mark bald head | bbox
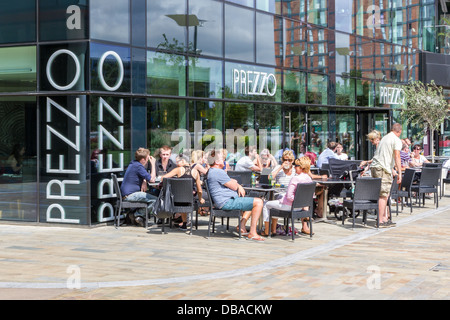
[392,123,402,137]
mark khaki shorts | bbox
[370,167,392,198]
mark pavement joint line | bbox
[0,203,448,290]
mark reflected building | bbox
[0,0,449,225]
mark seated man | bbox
[235,145,262,172]
[206,150,264,241]
[120,148,158,226]
[317,141,339,168]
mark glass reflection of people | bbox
[6,144,25,174]
[291,132,301,156]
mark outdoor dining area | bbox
[111,143,449,242]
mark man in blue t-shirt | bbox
[121,148,157,226]
[206,150,264,241]
[317,141,339,168]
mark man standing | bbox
[121,148,157,226]
[370,123,403,228]
[207,150,264,241]
[317,141,339,168]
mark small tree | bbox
[401,80,449,162]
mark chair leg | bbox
[290,215,295,241]
[352,208,355,229]
[268,214,272,239]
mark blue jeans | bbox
[124,192,157,217]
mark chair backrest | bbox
[259,174,269,184]
[389,175,399,196]
[291,182,317,210]
[401,168,416,190]
[419,167,441,187]
[328,158,358,179]
[261,168,272,175]
[423,162,443,168]
[111,173,122,202]
[166,178,194,204]
[353,177,381,201]
[204,178,219,209]
[227,171,252,186]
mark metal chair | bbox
[411,167,441,208]
[397,168,416,214]
[423,162,444,198]
[388,175,400,217]
[268,182,316,241]
[204,179,243,239]
[111,173,148,229]
[342,177,381,228]
[164,178,195,234]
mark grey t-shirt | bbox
[207,168,238,209]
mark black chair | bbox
[397,168,416,214]
[162,178,195,234]
[342,177,381,229]
[411,167,441,208]
[423,163,443,198]
[204,179,243,239]
[268,182,316,241]
[227,171,252,186]
[111,173,148,229]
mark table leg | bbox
[314,186,336,225]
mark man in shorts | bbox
[370,123,403,227]
[206,150,264,241]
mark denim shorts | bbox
[221,197,255,211]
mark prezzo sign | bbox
[45,48,125,224]
[379,86,405,105]
[232,69,277,97]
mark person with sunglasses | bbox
[270,150,296,187]
[410,144,430,167]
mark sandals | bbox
[246,235,265,242]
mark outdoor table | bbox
[312,178,356,224]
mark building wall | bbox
[0,0,446,225]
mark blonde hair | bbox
[191,150,204,163]
[294,156,311,173]
[282,150,294,160]
[367,130,381,142]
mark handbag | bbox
[154,181,174,219]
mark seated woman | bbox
[161,155,205,230]
[262,156,315,236]
[410,144,429,167]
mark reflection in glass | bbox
[0,1,36,44]
[335,76,355,106]
[132,0,147,47]
[90,43,130,93]
[256,0,277,13]
[227,0,254,8]
[148,99,186,153]
[356,79,374,107]
[147,0,187,52]
[255,104,282,156]
[188,57,223,98]
[281,0,306,21]
[225,4,255,62]
[307,0,327,26]
[224,102,254,164]
[335,110,356,159]
[132,48,146,94]
[188,100,223,145]
[307,74,328,105]
[283,71,306,103]
[90,0,130,43]
[189,0,223,57]
[309,109,328,157]
[0,46,36,93]
[307,26,328,73]
[256,12,280,66]
[0,97,37,222]
[147,51,186,96]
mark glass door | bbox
[359,111,389,161]
[283,106,306,161]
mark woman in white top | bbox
[410,144,429,167]
[270,150,296,186]
[336,143,348,160]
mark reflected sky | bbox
[90,0,130,43]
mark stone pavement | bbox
[0,193,449,300]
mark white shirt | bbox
[235,156,255,171]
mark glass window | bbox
[284,19,307,69]
[356,79,374,107]
[225,4,255,62]
[0,46,36,93]
[256,12,281,66]
[356,37,374,79]
[90,0,130,44]
[307,0,327,27]
[307,26,328,74]
[90,43,131,93]
[224,62,281,102]
[147,0,187,52]
[335,76,355,106]
[40,0,88,41]
[147,51,187,96]
[189,0,223,57]
[335,0,353,33]
[226,0,254,8]
[335,110,356,159]
[188,57,223,98]
[148,99,187,154]
[39,43,88,92]
[308,108,328,157]
[0,1,36,44]
[335,32,355,76]
[307,73,328,105]
[0,97,37,222]
[256,0,277,14]
[283,70,306,103]
[255,104,283,157]
[188,100,223,149]
[282,0,306,21]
